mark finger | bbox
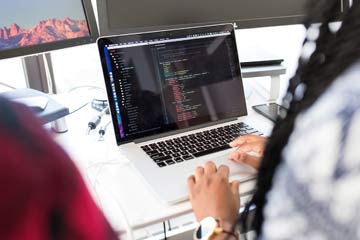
[230,152,261,169]
[241,154,262,169]
[228,150,242,162]
[204,161,217,174]
[228,148,257,163]
[187,175,195,188]
[218,165,230,179]
[195,167,204,181]
[187,175,196,197]
[229,135,265,147]
[235,142,264,155]
[230,180,240,196]
[229,136,247,147]
[229,149,255,162]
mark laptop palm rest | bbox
[122,144,256,205]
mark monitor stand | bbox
[19,53,68,133]
[22,53,57,94]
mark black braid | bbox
[240,0,360,236]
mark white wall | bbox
[49,24,305,94]
[237,25,306,99]
[0,58,27,90]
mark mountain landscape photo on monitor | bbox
[0,0,90,50]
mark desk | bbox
[242,65,286,102]
[53,65,282,239]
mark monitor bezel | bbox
[97,0,344,36]
[98,16,307,37]
[0,0,99,60]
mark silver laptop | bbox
[97,24,261,204]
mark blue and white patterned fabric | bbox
[262,61,360,239]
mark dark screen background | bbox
[100,25,248,143]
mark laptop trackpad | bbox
[201,152,257,180]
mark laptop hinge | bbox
[134,117,239,144]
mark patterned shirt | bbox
[262,61,360,239]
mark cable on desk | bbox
[98,120,112,141]
[163,222,168,239]
[89,165,106,211]
[85,161,129,207]
[85,161,134,240]
[167,220,172,231]
[87,106,109,134]
[100,184,135,240]
[86,160,129,169]
[91,98,108,112]
[0,81,16,90]
[68,98,109,116]
[68,102,90,115]
[67,85,105,93]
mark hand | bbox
[228,135,267,170]
[188,162,240,230]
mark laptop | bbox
[97,24,262,204]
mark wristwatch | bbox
[193,217,239,240]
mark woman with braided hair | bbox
[188,0,360,239]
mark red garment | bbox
[0,98,119,240]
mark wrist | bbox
[194,217,240,240]
[216,220,240,240]
[211,232,239,240]
[217,219,237,233]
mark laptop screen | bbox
[98,24,247,145]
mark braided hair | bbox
[241,0,360,235]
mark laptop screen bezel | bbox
[97,24,247,145]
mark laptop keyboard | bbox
[141,122,263,168]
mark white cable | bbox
[87,160,135,240]
[85,164,106,214]
[67,85,105,93]
[98,182,135,240]
[0,81,16,89]
[86,161,135,240]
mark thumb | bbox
[229,138,245,147]
[230,180,240,196]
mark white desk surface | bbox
[53,75,276,233]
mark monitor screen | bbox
[0,0,98,60]
[97,0,343,35]
[98,24,247,145]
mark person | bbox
[0,97,119,239]
[188,0,360,239]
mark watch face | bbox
[195,217,218,239]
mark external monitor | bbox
[97,0,344,35]
[0,0,99,127]
[0,0,99,60]
[0,0,99,93]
